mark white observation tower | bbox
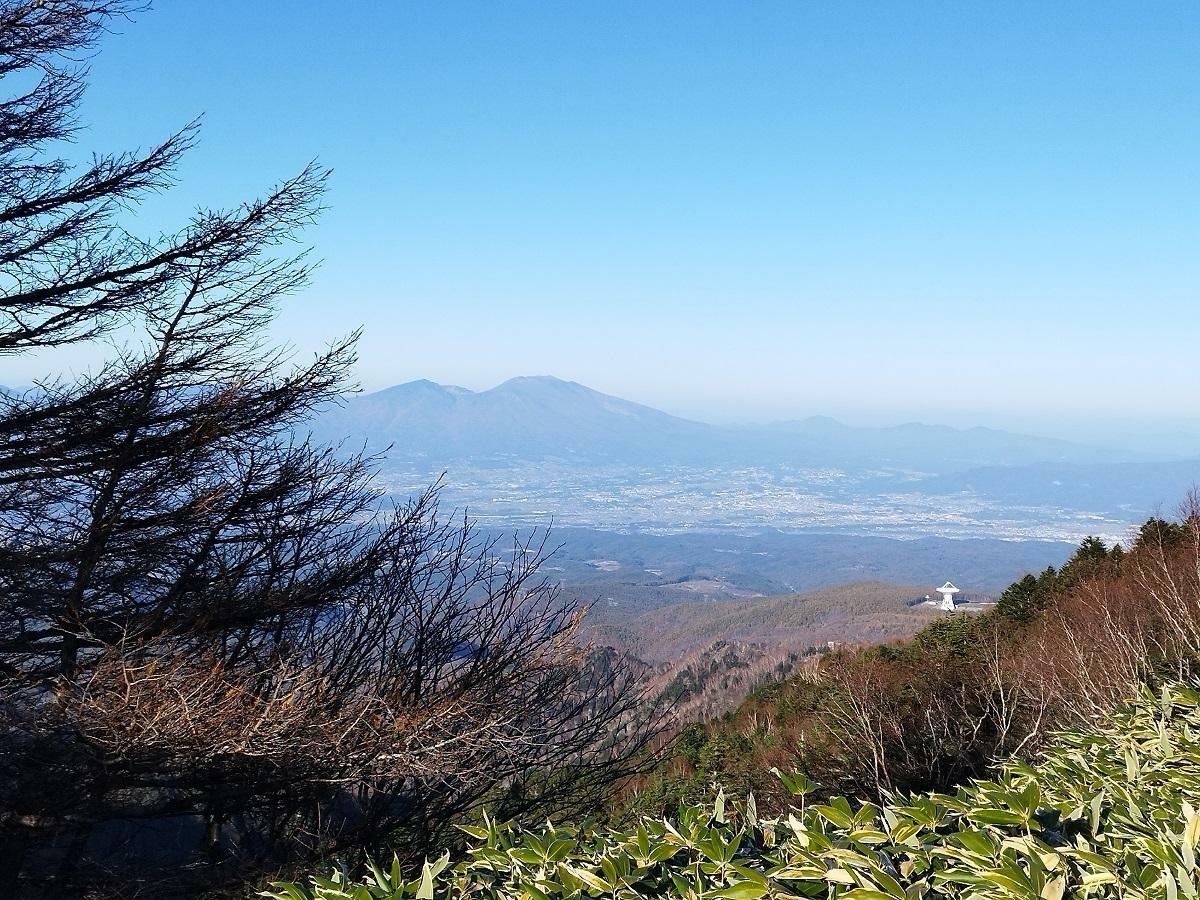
[936,581,960,611]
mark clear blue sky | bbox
[7,2,1199,437]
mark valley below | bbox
[337,376,1197,548]
[321,375,1198,714]
[382,458,1134,541]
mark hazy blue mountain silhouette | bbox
[318,376,712,462]
[316,376,1143,471]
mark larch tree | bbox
[0,2,655,895]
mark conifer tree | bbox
[0,3,651,893]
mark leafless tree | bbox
[811,648,998,798]
[0,3,657,895]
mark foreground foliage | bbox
[269,679,1200,899]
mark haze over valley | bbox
[319,375,1197,545]
[316,374,1198,633]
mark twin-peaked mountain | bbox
[317,376,710,462]
[315,375,1147,473]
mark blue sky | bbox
[5,2,1198,437]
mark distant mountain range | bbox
[316,375,1151,472]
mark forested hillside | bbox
[585,581,939,663]
[618,505,1200,821]
[589,583,945,722]
[269,502,1200,900]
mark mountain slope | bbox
[584,580,942,663]
[317,375,712,461]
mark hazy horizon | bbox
[0,2,1195,445]
[343,374,1200,457]
[3,359,1196,454]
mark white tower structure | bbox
[936,581,960,611]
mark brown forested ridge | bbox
[619,503,1200,821]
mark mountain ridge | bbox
[316,375,1145,470]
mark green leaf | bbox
[560,863,611,894]
[825,868,856,885]
[1040,875,1065,900]
[968,808,1030,827]
[714,880,769,899]
[813,805,855,829]
[955,830,995,856]
[415,858,436,900]
[714,786,728,824]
